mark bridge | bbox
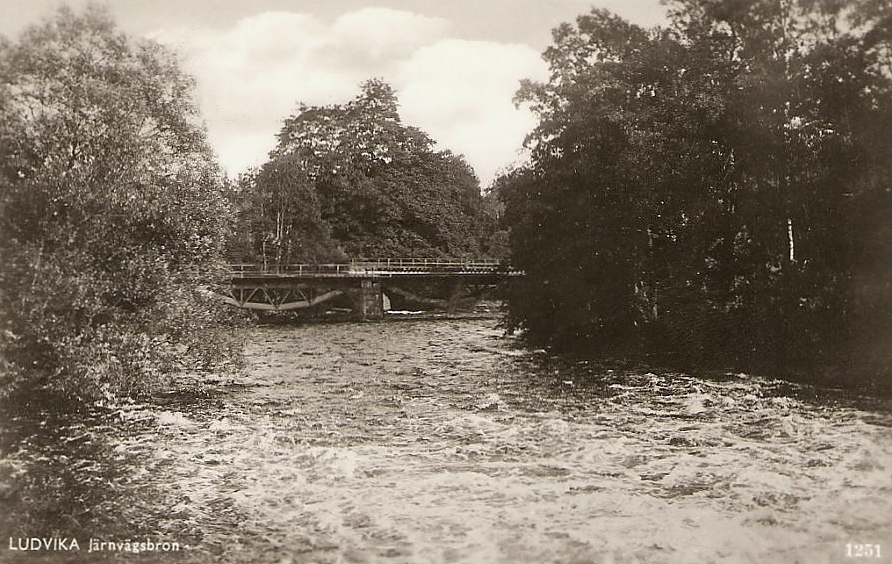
[222,258,522,319]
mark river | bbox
[1,317,891,564]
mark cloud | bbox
[397,40,547,185]
[323,8,450,70]
[149,8,546,186]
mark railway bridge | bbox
[221,259,522,319]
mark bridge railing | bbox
[229,263,354,277]
[349,258,501,272]
[229,258,515,277]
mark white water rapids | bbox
[1,318,890,563]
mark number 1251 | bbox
[846,544,882,558]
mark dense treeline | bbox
[4,1,887,401]
[501,0,892,386]
[227,80,497,264]
[0,7,244,399]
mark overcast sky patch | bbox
[149,7,548,186]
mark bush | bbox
[0,6,245,400]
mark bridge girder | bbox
[217,260,520,317]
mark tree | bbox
[0,6,243,400]
[503,1,892,383]
[262,79,495,258]
[229,155,345,265]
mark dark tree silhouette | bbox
[502,0,892,386]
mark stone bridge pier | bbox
[348,279,384,320]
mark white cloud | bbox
[325,8,449,70]
[150,8,546,186]
[397,40,547,185]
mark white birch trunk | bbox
[787,217,795,263]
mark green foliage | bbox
[232,79,496,261]
[0,6,244,400]
[228,155,345,265]
[503,1,892,383]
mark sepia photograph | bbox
[0,0,890,562]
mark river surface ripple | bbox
[1,318,891,564]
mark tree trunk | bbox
[787,217,795,264]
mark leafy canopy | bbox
[502,0,892,382]
[232,79,497,262]
[0,5,243,399]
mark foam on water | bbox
[1,318,890,564]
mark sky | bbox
[0,0,668,187]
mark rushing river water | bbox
[1,317,891,564]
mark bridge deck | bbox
[229,259,522,279]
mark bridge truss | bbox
[220,259,522,317]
